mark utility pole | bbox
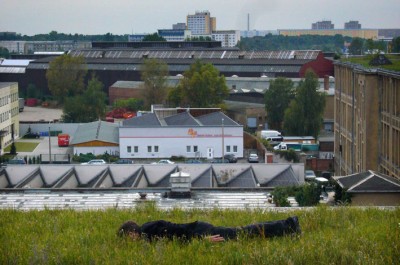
[222,118,224,163]
[48,126,52,164]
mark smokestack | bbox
[247,13,250,31]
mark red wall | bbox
[299,52,334,78]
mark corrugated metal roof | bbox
[0,67,26,74]
[0,163,304,190]
[0,59,32,66]
[70,121,119,145]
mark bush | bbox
[271,186,291,207]
[9,142,16,155]
[295,182,321,206]
[333,182,352,205]
[275,149,299,162]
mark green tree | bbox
[170,60,229,108]
[0,47,10,58]
[10,142,17,155]
[142,33,166,42]
[140,59,169,109]
[283,71,326,138]
[46,54,87,104]
[113,98,144,111]
[62,75,106,122]
[349,37,364,55]
[392,36,400,53]
[264,77,295,130]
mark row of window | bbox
[126,145,239,153]
[127,146,159,153]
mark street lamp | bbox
[222,118,224,163]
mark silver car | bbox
[248,153,259,163]
[81,159,106,165]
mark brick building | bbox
[334,62,400,179]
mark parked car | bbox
[152,159,175,164]
[305,170,317,181]
[248,153,259,163]
[113,159,134,164]
[223,154,237,163]
[81,159,106,165]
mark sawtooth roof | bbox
[0,163,304,190]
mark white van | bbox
[260,130,283,142]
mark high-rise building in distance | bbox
[312,20,334,30]
[187,11,216,35]
[344,21,361,29]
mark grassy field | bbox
[4,141,39,152]
[0,204,399,265]
[341,54,400,72]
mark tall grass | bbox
[0,204,399,264]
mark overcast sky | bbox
[1,0,399,35]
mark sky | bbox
[1,0,399,36]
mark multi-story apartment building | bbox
[212,30,240,47]
[344,21,361,30]
[0,41,91,54]
[186,11,216,35]
[279,29,379,40]
[0,41,26,54]
[312,20,334,30]
[334,61,400,179]
[0,82,20,155]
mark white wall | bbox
[119,126,243,159]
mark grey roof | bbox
[70,121,119,145]
[123,110,240,127]
[69,49,321,61]
[123,113,161,127]
[333,170,400,193]
[110,81,143,89]
[0,163,304,190]
[196,111,239,126]
[164,112,200,126]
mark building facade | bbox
[279,29,379,40]
[312,21,334,30]
[0,41,26,54]
[120,108,243,159]
[212,30,241,47]
[334,62,400,179]
[344,21,361,30]
[186,11,216,35]
[0,82,20,154]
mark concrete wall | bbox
[20,123,81,138]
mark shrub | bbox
[271,186,291,207]
[295,182,321,206]
[9,142,16,155]
[333,182,352,205]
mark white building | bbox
[119,108,243,160]
[0,82,20,154]
[0,41,26,54]
[212,30,241,47]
